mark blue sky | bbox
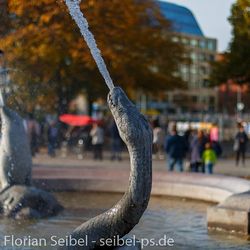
[160,0,236,52]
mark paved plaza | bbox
[32,149,250,179]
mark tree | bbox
[0,0,10,36]
[210,0,250,86]
[0,0,185,114]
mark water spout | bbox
[64,0,114,90]
[0,90,4,107]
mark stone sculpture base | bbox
[0,185,63,219]
[207,191,250,235]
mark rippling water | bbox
[0,192,249,249]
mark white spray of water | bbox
[0,90,4,107]
[64,0,114,90]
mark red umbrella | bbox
[59,114,98,126]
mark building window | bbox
[190,66,197,74]
[182,38,189,45]
[199,53,205,62]
[180,65,188,74]
[205,54,211,61]
[207,40,216,51]
[199,40,206,49]
[198,80,204,88]
[182,72,189,82]
[190,74,197,85]
[192,96,198,102]
[200,66,207,75]
[173,71,179,77]
[209,54,215,62]
[149,65,159,73]
[190,39,198,47]
[199,96,207,104]
[190,52,197,62]
[202,79,209,87]
[209,96,215,105]
[172,36,179,42]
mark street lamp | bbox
[235,78,245,121]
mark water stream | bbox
[64,0,114,90]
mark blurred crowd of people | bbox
[23,112,249,172]
[152,120,222,174]
[23,113,60,158]
[22,113,124,161]
[152,119,249,174]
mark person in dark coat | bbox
[189,130,202,172]
[47,121,58,157]
[164,125,187,172]
[211,140,222,158]
[235,125,248,166]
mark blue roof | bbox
[157,1,204,36]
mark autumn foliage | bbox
[210,0,250,86]
[0,0,184,113]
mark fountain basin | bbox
[33,167,250,203]
[32,167,250,237]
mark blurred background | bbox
[0,0,249,157]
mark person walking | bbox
[189,130,202,172]
[235,125,248,166]
[152,120,165,160]
[25,113,40,157]
[210,124,219,142]
[202,142,217,174]
[47,121,58,157]
[164,125,187,172]
[90,123,104,160]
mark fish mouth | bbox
[108,93,116,108]
[108,87,122,109]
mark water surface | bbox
[0,192,249,250]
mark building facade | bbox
[158,1,218,113]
